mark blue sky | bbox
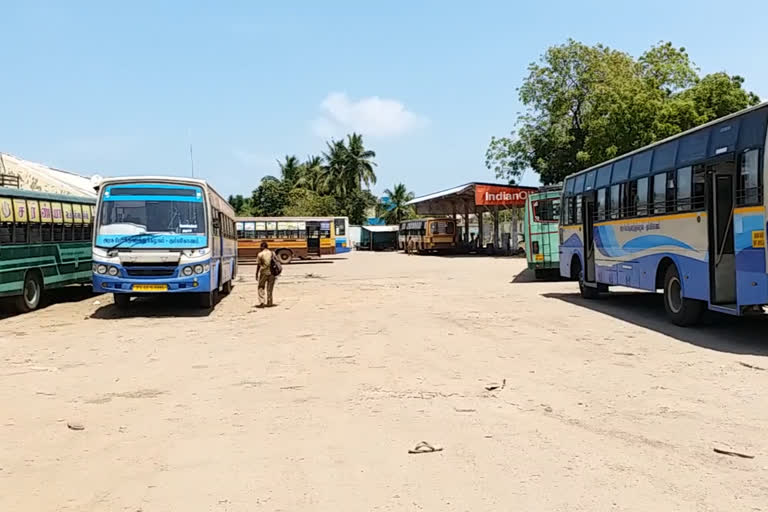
[2,1,766,198]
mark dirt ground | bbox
[1,252,768,512]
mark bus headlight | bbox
[203,263,210,272]
[194,264,204,274]
[107,266,119,276]
[97,264,107,274]
[182,266,193,276]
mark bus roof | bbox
[562,101,768,184]
[97,176,232,214]
[0,186,96,204]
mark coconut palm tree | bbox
[382,183,415,224]
[321,139,349,197]
[277,155,302,188]
[345,133,377,190]
[296,155,325,193]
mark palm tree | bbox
[321,139,349,197]
[345,133,377,190]
[382,183,415,224]
[296,155,325,193]
[278,155,302,188]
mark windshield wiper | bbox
[107,233,165,252]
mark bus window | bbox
[677,166,692,211]
[596,189,606,221]
[431,221,454,235]
[652,174,667,214]
[692,165,706,210]
[334,218,346,236]
[637,177,649,216]
[610,184,620,219]
[534,199,560,222]
[738,149,761,206]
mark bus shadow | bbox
[90,295,215,319]
[544,291,768,356]
[511,268,564,283]
[0,286,94,319]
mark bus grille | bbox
[124,267,176,277]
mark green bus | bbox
[524,185,561,279]
[0,177,96,312]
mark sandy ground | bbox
[1,252,768,511]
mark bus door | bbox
[707,160,737,305]
[582,192,596,283]
[306,221,321,256]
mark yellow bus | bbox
[236,217,336,264]
[398,217,457,253]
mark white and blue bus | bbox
[560,102,768,325]
[91,177,237,309]
[333,216,350,253]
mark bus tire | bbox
[113,294,131,308]
[199,289,217,309]
[222,279,233,295]
[15,270,43,313]
[663,265,703,326]
[573,259,600,300]
[276,249,293,264]
[534,269,546,280]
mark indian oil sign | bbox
[474,185,537,207]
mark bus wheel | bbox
[222,279,233,295]
[16,271,42,313]
[199,290,217,309]
[663,265,703,326]
[276,250,292,264]
[574,260,600,300]
[113,294,131,308]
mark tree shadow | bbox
[0,285,94,319]
[90,294,218,319]
[544,291,768,356]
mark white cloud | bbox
[311,92,427,138]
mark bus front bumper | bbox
[92,262,212,294]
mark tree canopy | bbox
[486,40,760,185]
[228,133,380,225]
[381,183,415,225]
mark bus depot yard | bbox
[2,252,768,511]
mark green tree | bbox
[277,155,302,189]
[250,177,287,216]
[487,39,760,185]
[381,183,415,224]
[283,188,338,216]
[295,155,326,193]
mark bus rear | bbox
[524,188,561,278]
[92,178,234,309]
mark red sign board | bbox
[475,185,535,206]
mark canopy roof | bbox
[406,182,537,215]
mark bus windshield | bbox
[95,184,207,249]
[533,198,560,222]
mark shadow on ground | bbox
[90,294,220,319]
[0,285,94,319]
[545,291,768,356]
[511,268,564,283]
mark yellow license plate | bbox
[535,254,544,261]
[132,284,168,292]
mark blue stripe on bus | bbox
[102,195,202,202]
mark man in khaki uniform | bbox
[255,241,276,307]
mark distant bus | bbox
[0,176,96,312]
[524,186,561,278]
[92,177,237,310]
[398,218,457,253]
[236,216,336,264]
[560,102,768,325]
[333,216,351,253]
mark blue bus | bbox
[91,177,237,309]
[560,102,768,325]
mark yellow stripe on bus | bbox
[735,206,764,215]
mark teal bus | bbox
[0,176,96,312]
[524,185,561,279]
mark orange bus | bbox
[236,217,336,264]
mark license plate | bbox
[132,284,168,292]
[535,254,544,261]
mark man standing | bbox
[255,241,276,307]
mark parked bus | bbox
[398,217,457,253]
[0,175,96,312]
[236,216,336,264]
[333,216,351,254]
[524,185,561,279]
[560,102,768,325]
[91,177,237,309]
